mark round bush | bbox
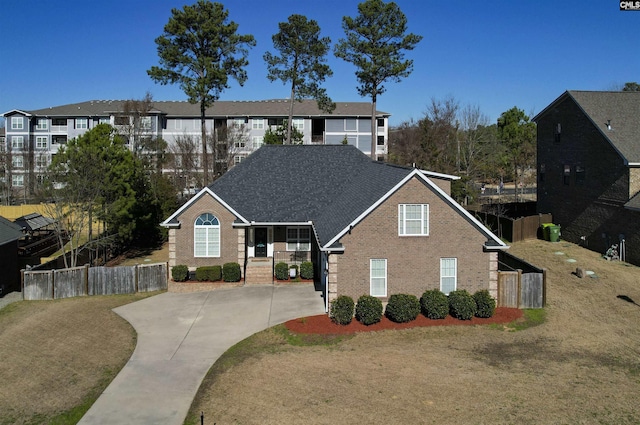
[355,295,383,325]
[275,262,289,280]
[420,289,449,319]
[330,295,354,325]
[448,290,477,320]
[385,294,420,323]
[300,261,314,280]
[171,265,188,282]
[222,262,241,282]
[473,289,496,318]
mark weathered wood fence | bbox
[497,251,546,308]
[474,212,553,243]
[22,263,168,301]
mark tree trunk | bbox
[370,94,377,160]
[287,82,296,145]
[200,102,209,184]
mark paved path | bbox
[79,284,325,425]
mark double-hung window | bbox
[370,259,387,297]
[398,204,429,236]
[292,118,304,130]
[440,258,457,294]
[11,136,24,149]
[252,118,265,130]
[11,117,23,130]
[252,136,263,149]
[286,227,310,251]
[36,118,48,130]
[36,136,48,149]
[76,118,88,129]
[194,213,220,257]
[12,156,24,168]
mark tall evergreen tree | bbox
[335,0,422,159]
[148,0,255,183]
[264,14,335,144]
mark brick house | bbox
[161,145,508,311]
[0,215,24,296]
[534,90,640,265]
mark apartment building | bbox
[1,99,390,199]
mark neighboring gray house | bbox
[0,215,24,296]
[1,100,390,197]
[534,90,640,265]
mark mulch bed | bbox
[285,307,523,335]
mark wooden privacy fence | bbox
[474,212,553,242]
[22,262,168,301]
[497,251,546,308]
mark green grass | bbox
[507,308,546,331]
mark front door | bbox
[255,228,268,257]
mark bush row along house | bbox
[535,90,640,266]
[161,145,508,312]
[1,99,390,199]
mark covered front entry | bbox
[255,227,268,257]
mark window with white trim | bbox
[11,117,23,130]
[344,119,357,132]
[99,117,110,125]
[234,155,245,165]
[36,156,48,168]
[398,204,429,236]
[140,116,152,130]
[252,118,264,130]
[12,156,24,168]
[286,227,310,251]
[174,119,182,130]
[36,118,48,130]
[11,136,24,149]
[76,118,88,129]
[252,136,263,149]
[370,259,387,297]
[12,175,24,187]
[194,213,220,257]
[440,258,457,295]
[36,136,48,149]
[292,118,304,130]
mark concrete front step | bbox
[245,266,273,285]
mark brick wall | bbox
[171,194,243,272]
[537,95,640,265]
[330,177,494,303]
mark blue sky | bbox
[1,0,638,127]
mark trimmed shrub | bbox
[473,289,496,318]
[275,262,289,280]
[448,290,477,320]
[171,265,189,282]
[222,262,241,282]
[385,294,420,323]
[300,261,314,279]
[420,289,449,319]
[355,295,383,325]
[330,295,354,325]
[195,266,222,282]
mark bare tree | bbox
[169,134,201,195]
[459,104,491,178]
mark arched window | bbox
[194,213,220,257]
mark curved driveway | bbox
[79,284,325,425]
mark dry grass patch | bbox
[186,240,640,425]
[0,293,157,425]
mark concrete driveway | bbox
[79,284,325,425]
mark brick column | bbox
[488,251,498,300]
[237,228,246,278]
[168,229,176,268]
[328,254,338,304]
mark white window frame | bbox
[12,174,24,187]
[76,118,88,129]
[286,226,311,252]
[12,156,24,168]
[292,118,304,130]
[252,118,265,130]
[440,258,457,295]
[99,117,110,125]
[234,155,245,165]
[234,140,246,148]
[252,136,263,149]
[36,118,48,130]
[11,136,24,149]
[174,119,182,130]
[11,117,23,130]
[370,259,387,297]
[140,116,152,130]
[36,155,48,168]
[194,213,220,257]
[398,204,429,236]
[36,136,48,149]
[344,119,357,132]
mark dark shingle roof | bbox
[0,216,24,245]
[11,99,389,118]
[625,192,640,212]
[208,145,411,246]
[14,213,55,231]
[535,91,640,164]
